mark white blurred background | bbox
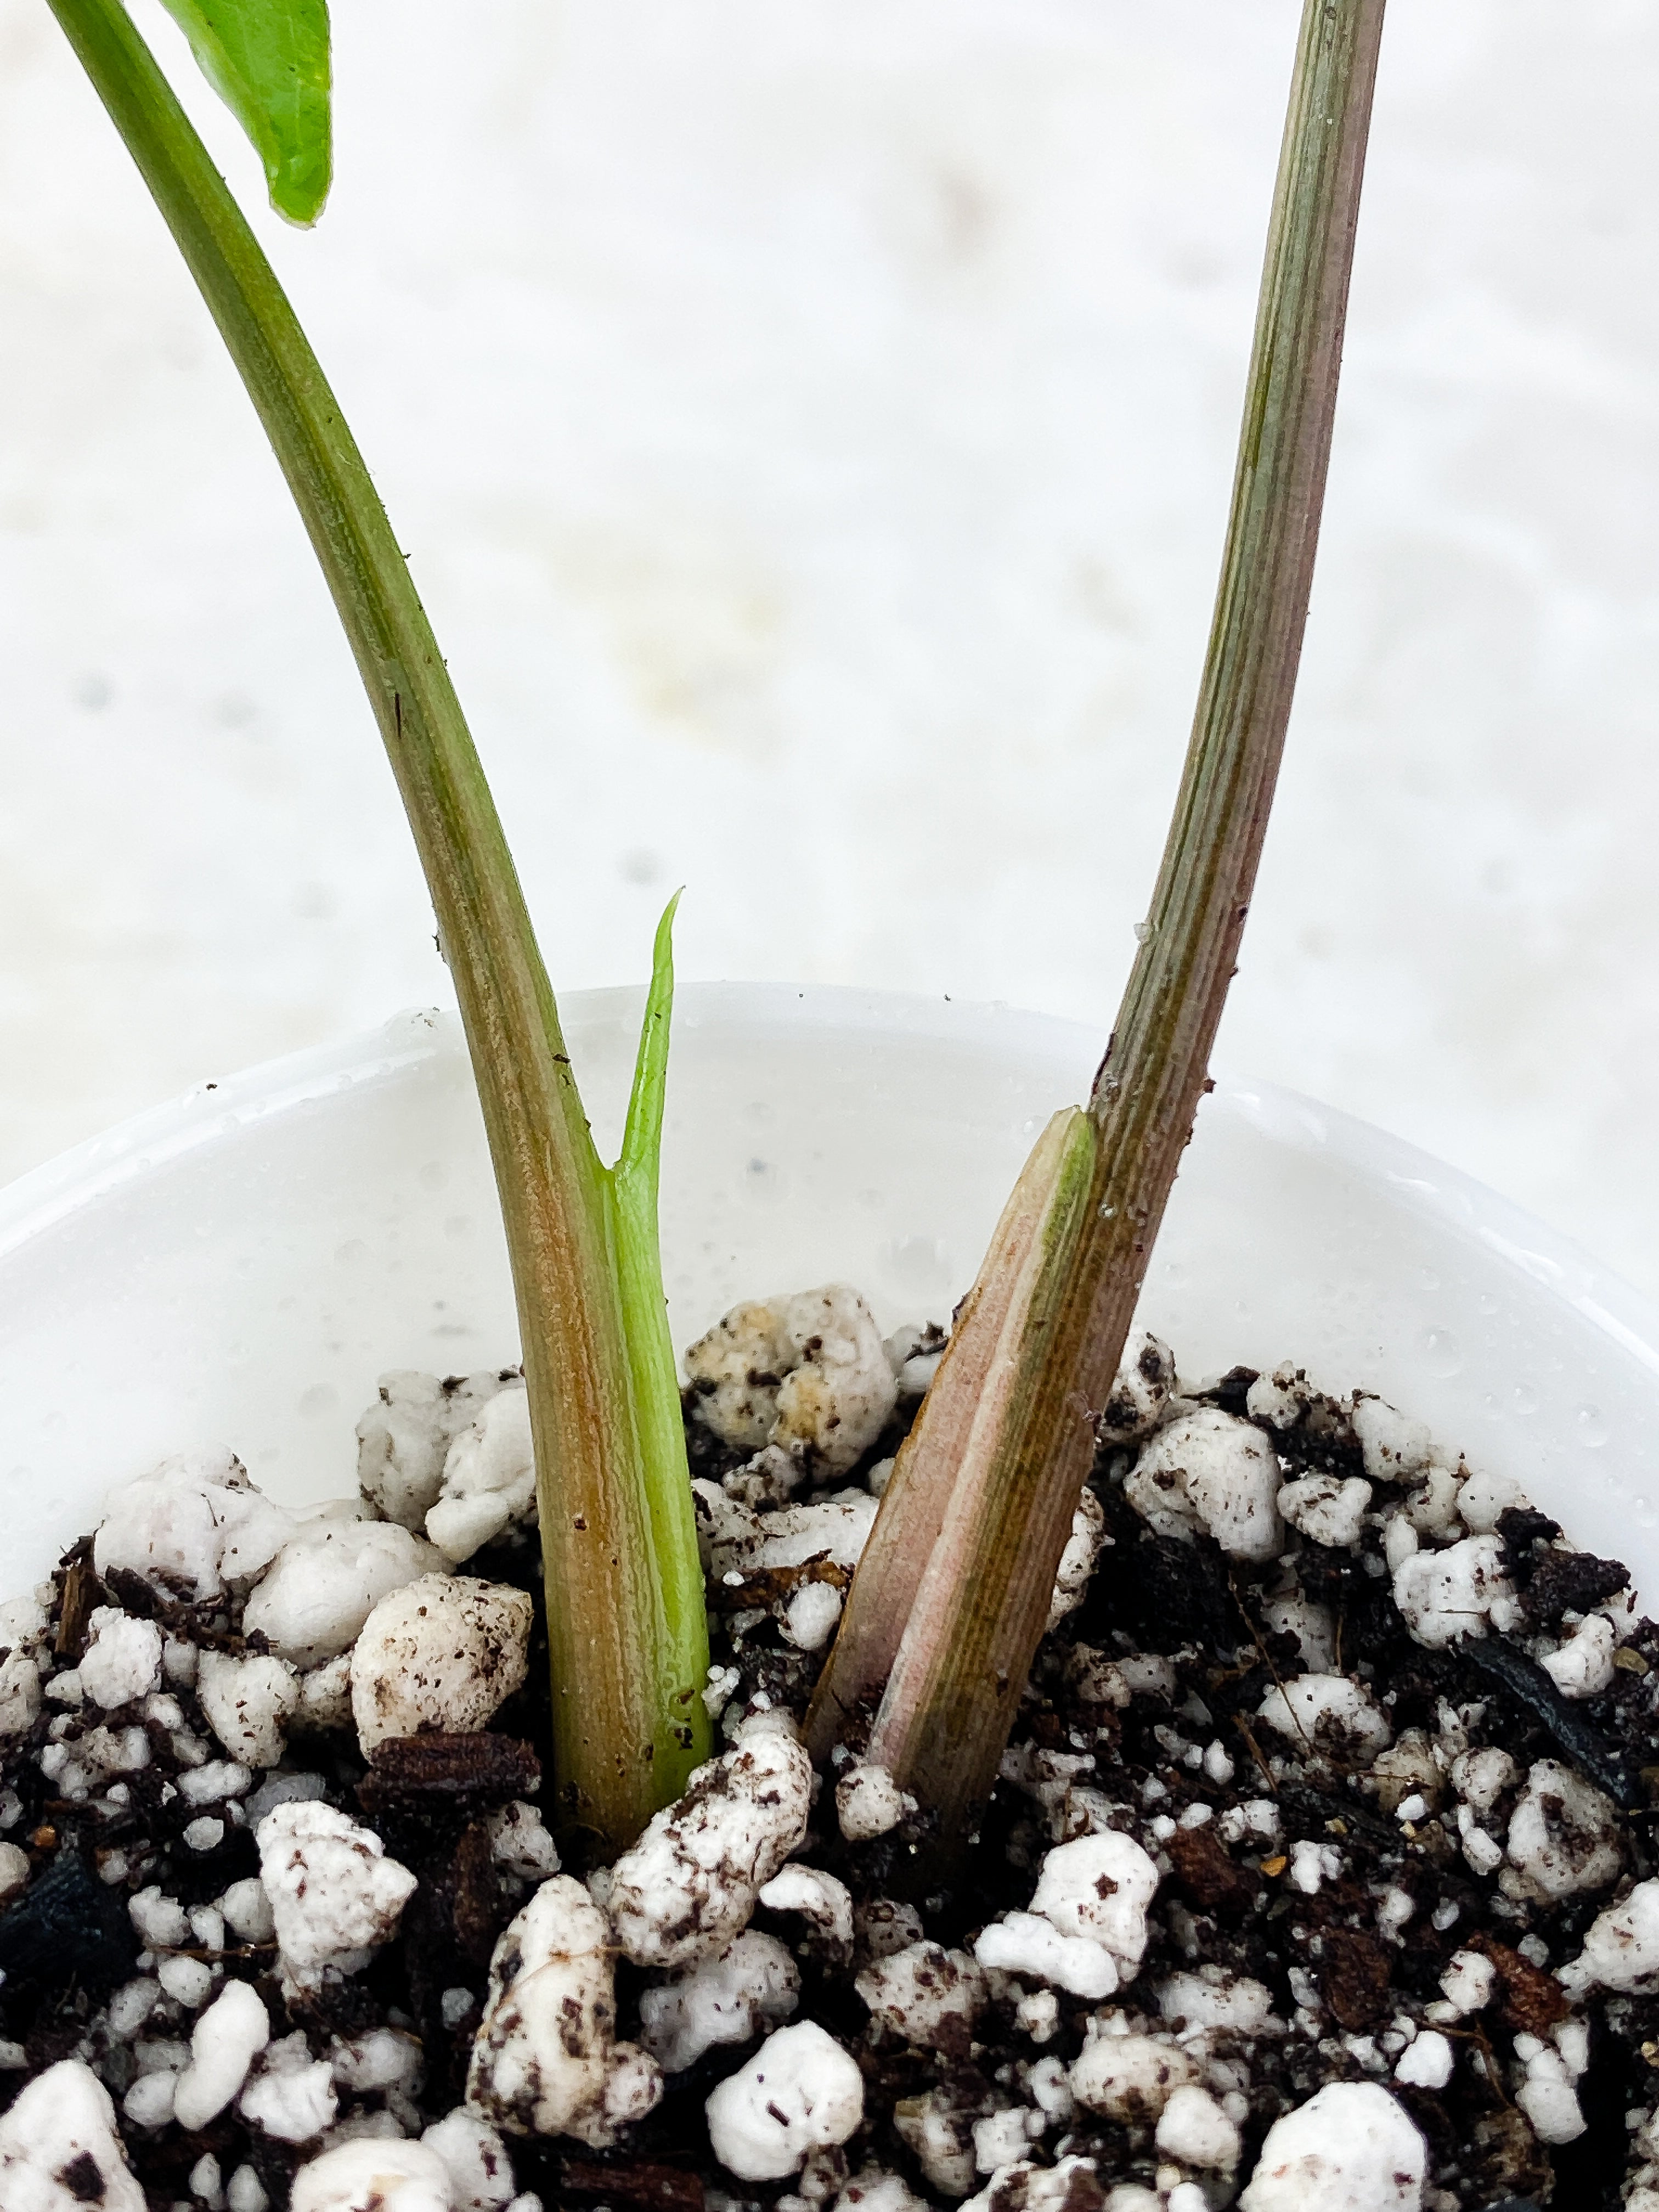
[1,2,1656,1284]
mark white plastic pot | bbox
[2,984,1656,1601]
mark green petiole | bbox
[44,0,708,1850]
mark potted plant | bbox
[1,3,1654,2209]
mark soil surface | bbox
[2,1344,1655,2212]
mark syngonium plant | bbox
[40,0,1385,1859]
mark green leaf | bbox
[156,0,331,225]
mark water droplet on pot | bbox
[335,1239,368,1266]
[1419,1328,1462,1378]
[741,1158,787,1207]
[1477,1291,1500,1317]
[888,1234,953,1296]
[298,1384,338,1419]
[1574,1405,1609,1448]
[444,1215,471,1242]
[1512,1382,1539,1417]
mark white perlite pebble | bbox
[1256,1674,1391,1763]
[1278,1476,1372,1551]
[973,1914,1119,2000]
[1046,1489,1108,1630]
[239,2034,340,2143]
[1455,1466,1530,1533]
[1155,2083,1240,2170]
[1393,2032,1453,2090]
[1368,1732,1440,1815]
[608,1726,814,1968]
[351,1574,533,1754]
[228,2166,270,2212]
[1350,1399,1431,1485]
[858,1898,924,1961]
[180,1759,255,1808]
[297,1652,356,1734]
[356,1368,515,1533]
[1066,1648,1180,1709]
[1239,2081,1426,2212]
[836,1763,914,1842]
[1436,1950,1497,2016]
[467,1875,662,2146]
[704,2021,865,2181]
[245,1508,445,1668]
[78,1607,164,1708]
[698,1486,879,1579]
[684,1301,797,1453]
[1540,1612,1617,1699]
[129,1884,190,1949]
[893,2087,978,2197]
[257,1801,418,1997]
[123,2073,178,2130]
[1098,1331,1177,1443]
[0,1646,41,1742]
[1560,1877,1659,1995]
[959,2155,1103,2212]
[856,1942,987,2042]
[1289,1840,1341,1896]
[1514,2046,1585,2145]
[332,2028,424,2101]
[1260,1590,1336,1673]
[486,1801,561,1885]
[421,2110,519,2211]
[639,1931,801,2073]
[105,1979,160,2042]
[221,1877,277,1945]
[427,1384,538,1563]
[1505,1759,1622,1900]
[198,1649,301,1769]
[1154,1967,1276,2035]
[782,1581,844,1652]
[834,2169,932,2212]
[0,1839,30,1907]
[1122,1408,1282,1561]
[1387,1515,1420,1573]
[94,1449,292,1602]
[973,2111,1032,2174]
[0,2058,145,2210]
[760,1866,855,1960]
[1449,1745,1518,1813]
[686,1287,898,1471]
[1069,2035,1196,2121]
[1392,1534,1517,1648]
[290,2138,452,2212]
[159,1954,215,2007]
[1029,1831,1160,1979]
[173,1979,272,2131]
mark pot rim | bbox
[3,980,1654,1383]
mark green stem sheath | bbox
[46,0,708,1848]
